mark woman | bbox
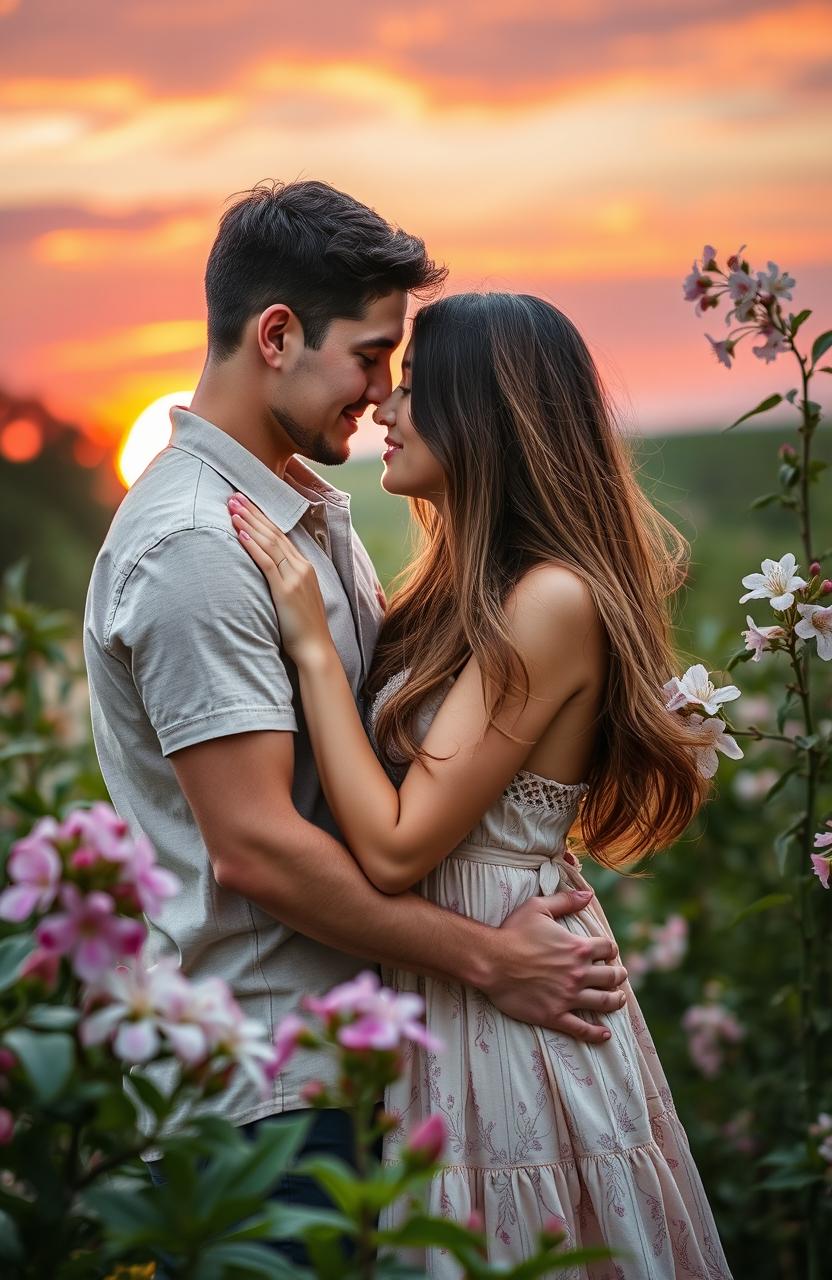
[228,292,731,1278]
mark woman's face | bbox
[374,341,447,504]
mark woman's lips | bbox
[382,437,403,464]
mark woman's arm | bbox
[230,494,600,893]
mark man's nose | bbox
[367,366,394,407]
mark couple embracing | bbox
[84,179,731,1277]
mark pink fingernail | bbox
[239,529,250,541]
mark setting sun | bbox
[117,391,193,488]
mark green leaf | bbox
[819,365,832,374]
[25,1004,79,1031]
[778,462,799,489]
[199,1240,302,1277]
[294,1154,363,1216]
[0,934,35,992]
[726,394,782,432]
[726,647,755,671]
[3,1028,75,1103]
[731,893,792,927]
[773,814,806,874]
[128,1071,170,1121]
[808,459,829,480]
[229,1114,312,1200]
[777,693,797,734]
[790,309,812,335]
[765,765,800,803]
[749,493,780,510]
[225,1201,351,1244]
[794,734,819,750]
[0,1208,24,1264]
[811,329,832,365]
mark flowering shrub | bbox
[675,243,832,1277]
[0,798,610,1278]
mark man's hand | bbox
[482,889,627,1044]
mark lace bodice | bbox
[367,669,588,859]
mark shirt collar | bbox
[168,408,351,533]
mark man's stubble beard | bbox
[269,402,348,468]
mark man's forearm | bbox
[216,813,496,989]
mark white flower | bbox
[80,961,190,1065]
[663,664,741,716]
[688,714,744,779]
[742,615,784,661]
[795,604,832,660]
[752,325,789,364]
[740,554,806,611]
[756,261,795,300]
[726,269,758,322]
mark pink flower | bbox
[0,1108,14,1145]
[62,804,133,862]
[756,261,795,301]
[701,245,718,271]
[683,1002,744,1078]
[120,836,180,918]
[752,325,789,364]
[810,853,831,889]
[37,885,146,983]
[795,604,832,660]
[742,615,784,662]
[687,715,744,779]
[272,1012,307,1076]
[541,1214,568,1244]
[81,960,190,1064]
[404,1112,447,1166]
[337,986,443,1054]
[0,662,13,689]
[706,334,735,369]
[814,822,832,849]
[0,828,63,922]
[303,970,381,1021]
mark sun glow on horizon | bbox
[117,391,192,488]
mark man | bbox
[84,179,626,1209]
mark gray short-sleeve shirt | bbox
[83,409,384,1128]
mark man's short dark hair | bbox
[205,179,447,357]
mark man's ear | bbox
[257,304,303,370]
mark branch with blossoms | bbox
[685,245,832,1278]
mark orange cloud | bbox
[49,320,205,373]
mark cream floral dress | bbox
[370,671,732,1280]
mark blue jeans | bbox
[147,1107,359,1267]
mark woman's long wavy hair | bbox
[367,292,708,869]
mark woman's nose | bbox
[373,403,395,427]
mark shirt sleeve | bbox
[107,526,298,756]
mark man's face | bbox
[270,290,407,466]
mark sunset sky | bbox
[2,0,831,469]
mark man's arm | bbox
[171,729,627,1045]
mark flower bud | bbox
[404,1112,447,1168]
[822,580,832,596]
[778,443,797,461]
[0,1049,16,1077]
[375,1108,399,1135]
[810,561,821,577]
[0,1108,14,1145]
[540,1214,568,1246]
[300,1079,329,1107]
[19,948,60,993]
[466,1209,484,1232]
